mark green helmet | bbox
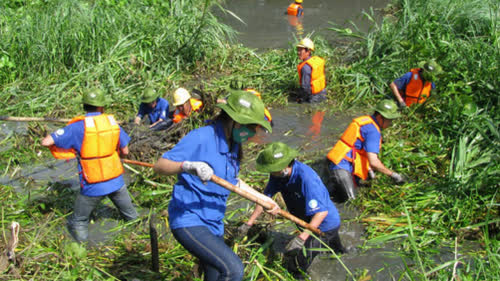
[374,99,401,119]
[82,88,109,107]
[216,90,272,133]
[256,142,298,173]
[141,87,159,103]
[421,60,442,81]
[230,78,246,90]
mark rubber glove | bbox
[390,172,406,184]
[237,224,251,237]
[285,236,305,252]
[398,100,407,109]
[182,161,214,182]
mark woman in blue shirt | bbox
[153,90,274,281]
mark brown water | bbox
[215,0,388,49]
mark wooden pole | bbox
[0,116,71,123]
[121,159,323,236]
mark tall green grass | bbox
[328,0,499,279]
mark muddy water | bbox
[215,0,388,49]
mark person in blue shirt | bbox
[134,87,172,131]
[390,60,442,108]
[239,142,345,274]
[326,100,406,202]
[41,88,138,242]
[153,90,274,281]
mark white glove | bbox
[182,161,214,182]
[390,172,406,184]
[398,100,407,109]
[285,236,305,252]
[368,169,376,180]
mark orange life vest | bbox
[404,68,432,106]
[245,88,273,122]
[298,56,326,94]
[173,98,203,123]
[50,114,124,183]
[287,3,303,16]
[326,116,381,180]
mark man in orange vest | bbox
[326,100,406,202]
[41,88,138,242]
[296,38,327,103]
[171,88,203,124]
[390,60,442,108]
[286,0,303,17]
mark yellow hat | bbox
[296,38,314,51]
[295,0,303,3]
[173,88,191,106]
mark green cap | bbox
[256,142,298,172]
[216,90,272,133]
[141,87,159,103]
[422,60,442,74]
[374,99,401,119]
[82,88,109,107]
[230,78,246,90]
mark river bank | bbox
[1,0,498,280]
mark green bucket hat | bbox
[141,87,160,103]
[216,90,272,133]
[420,60,442,81]
[82,88,109,107]
[374,99,401,119]
[256,142,299,173]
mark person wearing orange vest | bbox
[286,0,303,17]
[296,38,327,103]
[390,60,442,108]
[41,88,137,242]
[326,100,406,202]
[172,88,203,124]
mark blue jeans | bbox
[68,185,138,242]
[172,226,244,281]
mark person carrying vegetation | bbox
[296,38,327,103]
[171,87,203,124]
[41,88,138,242]
[390,60,442,108]
[153,91,276,281]
[326,99,406,202]
[239,142,345,275]
[134,87,172,131]
[286,0,304,17]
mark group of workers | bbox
[39,2,443,278]
[133,87,203,131]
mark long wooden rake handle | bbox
[121,158,322,236]
[0,116,71,123]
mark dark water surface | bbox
[215,0,388,49]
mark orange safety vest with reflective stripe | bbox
[326,116,381,180]
[50,114,124,183]
[245,88,272,122]
[173,98,203,123]
[404,68,432,106]
[298,56,326,94]
[287,3,303,16]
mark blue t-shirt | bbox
[163,121,240,236]
[330,115,381,173]
[394,70,436,92]
[51,112,130,197]
[264,161,340,232]
[137,97,169,123]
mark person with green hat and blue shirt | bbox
[134,87,172,131]
[390,60,442,108]
[239,142,345,275]
[153,90,275,281]
[326,99,406,202]
[41,88,138,242]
